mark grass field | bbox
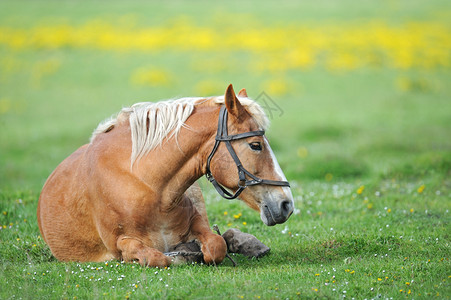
[1,0,450,299]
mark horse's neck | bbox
[133,105,217,205]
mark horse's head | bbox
[206,84,294,226]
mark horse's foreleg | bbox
[117,236,171,267]
[200,232,227,265]
[191,217,227,265]
[185,183,227,265]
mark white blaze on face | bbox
[264,137,294,204]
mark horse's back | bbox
[38,144,110,262]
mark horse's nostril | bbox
[280,200,293,218]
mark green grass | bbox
[1,0,450,299]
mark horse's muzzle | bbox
[261,197,294,226]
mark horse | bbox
[37,84,294,267]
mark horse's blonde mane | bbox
[90,95,269,167]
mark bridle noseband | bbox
[205,105,290,200]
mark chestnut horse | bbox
[37,84,294,267]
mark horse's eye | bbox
[249,142,262,151]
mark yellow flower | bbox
[417,185,425,193]
[297,147,308,158]
[410,208,414,213]
[242,222,247,226]
[0,20,449,71]
[377,278,382,281]
[0,98,12,115]
[194,79,224,95]
[357,185,365,194]
[263,78,290,96]
[130,68,172,87]
[387,208,392,213]
[224,211,228,216]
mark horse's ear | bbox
[237,88,248,98]
[224,84,245,118]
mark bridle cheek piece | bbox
[205,105,290,200]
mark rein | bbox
[205,105,290,200]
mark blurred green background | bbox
[1,0,450,190]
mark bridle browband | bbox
[205,105,290,200]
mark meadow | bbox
[0,0,450,299]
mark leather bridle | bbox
[205,105,290,200]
